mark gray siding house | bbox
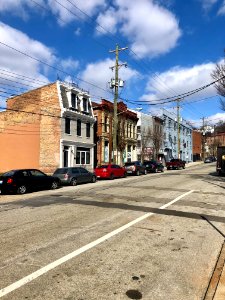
[58,81,95,171]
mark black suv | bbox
[124,161,147,176]
[53,167,96,186]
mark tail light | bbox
[7,178,13,184]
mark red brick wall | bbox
[192,130,202,155]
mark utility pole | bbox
[202,117,205,160]
[177,98,181,159]
[109,44,128,164]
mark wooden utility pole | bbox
[109,45,128,164]
[202,117,206,160]
[177,98,181,159]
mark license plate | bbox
[127,171,132,173]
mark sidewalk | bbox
[185,161,203,168]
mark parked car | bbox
[94,164,126,180]
[53,167,96,186]
[143,160,164,173]
[124,161,147,176]
[0,169,60,194]
[217,146,225,175]
[166,159,186,170]
[204,157,213,163]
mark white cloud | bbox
[47,0,106,25]
[0,22,56,89]
[79,58,138,100]
[96,0,181,59]
[0,0,44,18]
[74,27,81,36]
[60,57,79,71]
[200,0,218,10]
[96,7,117,35]
[218,0,225,14]
[141,61,219,103]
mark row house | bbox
[0,81,95,173]
[92,99,138,167]
[205,131,225,156]
[162,109,193,162]
[192,130,202,161]
[135,112,164,162]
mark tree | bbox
[140,127,152,162]
[211,58,225,110]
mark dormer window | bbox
[71,93,77,109]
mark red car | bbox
[94,164,127,180]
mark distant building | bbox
[192,130,202,161]
[0,81,95,173]
[162,109,193,162]
[205,131,225,156]
[92,99,138,167]
[135,112,164,162]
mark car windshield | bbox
[124,162,136,166]
[54,168,68,174]
[2,170,16,177]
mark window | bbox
[65,118,71,134]
[77,120,81,136]
[83,98,88,112]
[137,126,141,133]
[30,170,46,176]
[104,116,108,132]
[79,167,89,174]
[86,123,90,137]
[71,93,77,109]
[76,147,90,165]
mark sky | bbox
[0,0,225,128]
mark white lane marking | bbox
[0,190,194,298]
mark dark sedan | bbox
[0,169,60,194]
[53,167,96,186]
[143,160,164,173]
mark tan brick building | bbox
[0,81,95,173]
[92,99,138,167]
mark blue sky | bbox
[0,0,225,127]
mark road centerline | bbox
[0,190,194,298]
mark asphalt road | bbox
[0,163,225,300]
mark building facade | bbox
[136,112,164,162]
[192,130,202,161]
[0,81,95,173]
[162,109,193,162]
[93,99,138,167]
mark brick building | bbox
[0,81,95,173]
[92,99,138,167]
[205,131,225,156]
[192,130,202,161]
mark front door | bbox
[63,146,69,167]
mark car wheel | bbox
[136,170,140,176]
[183,166,185,169]
[154,168,157,173]
[161,168,164,172]
[17,185,27,194]
[70,178,77,186]
[167,167,170,170]
[144,169,147,175]
[110,173,114,180]
[92,176,97,183]
[123,172,127,178]
[51,181,58,189]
